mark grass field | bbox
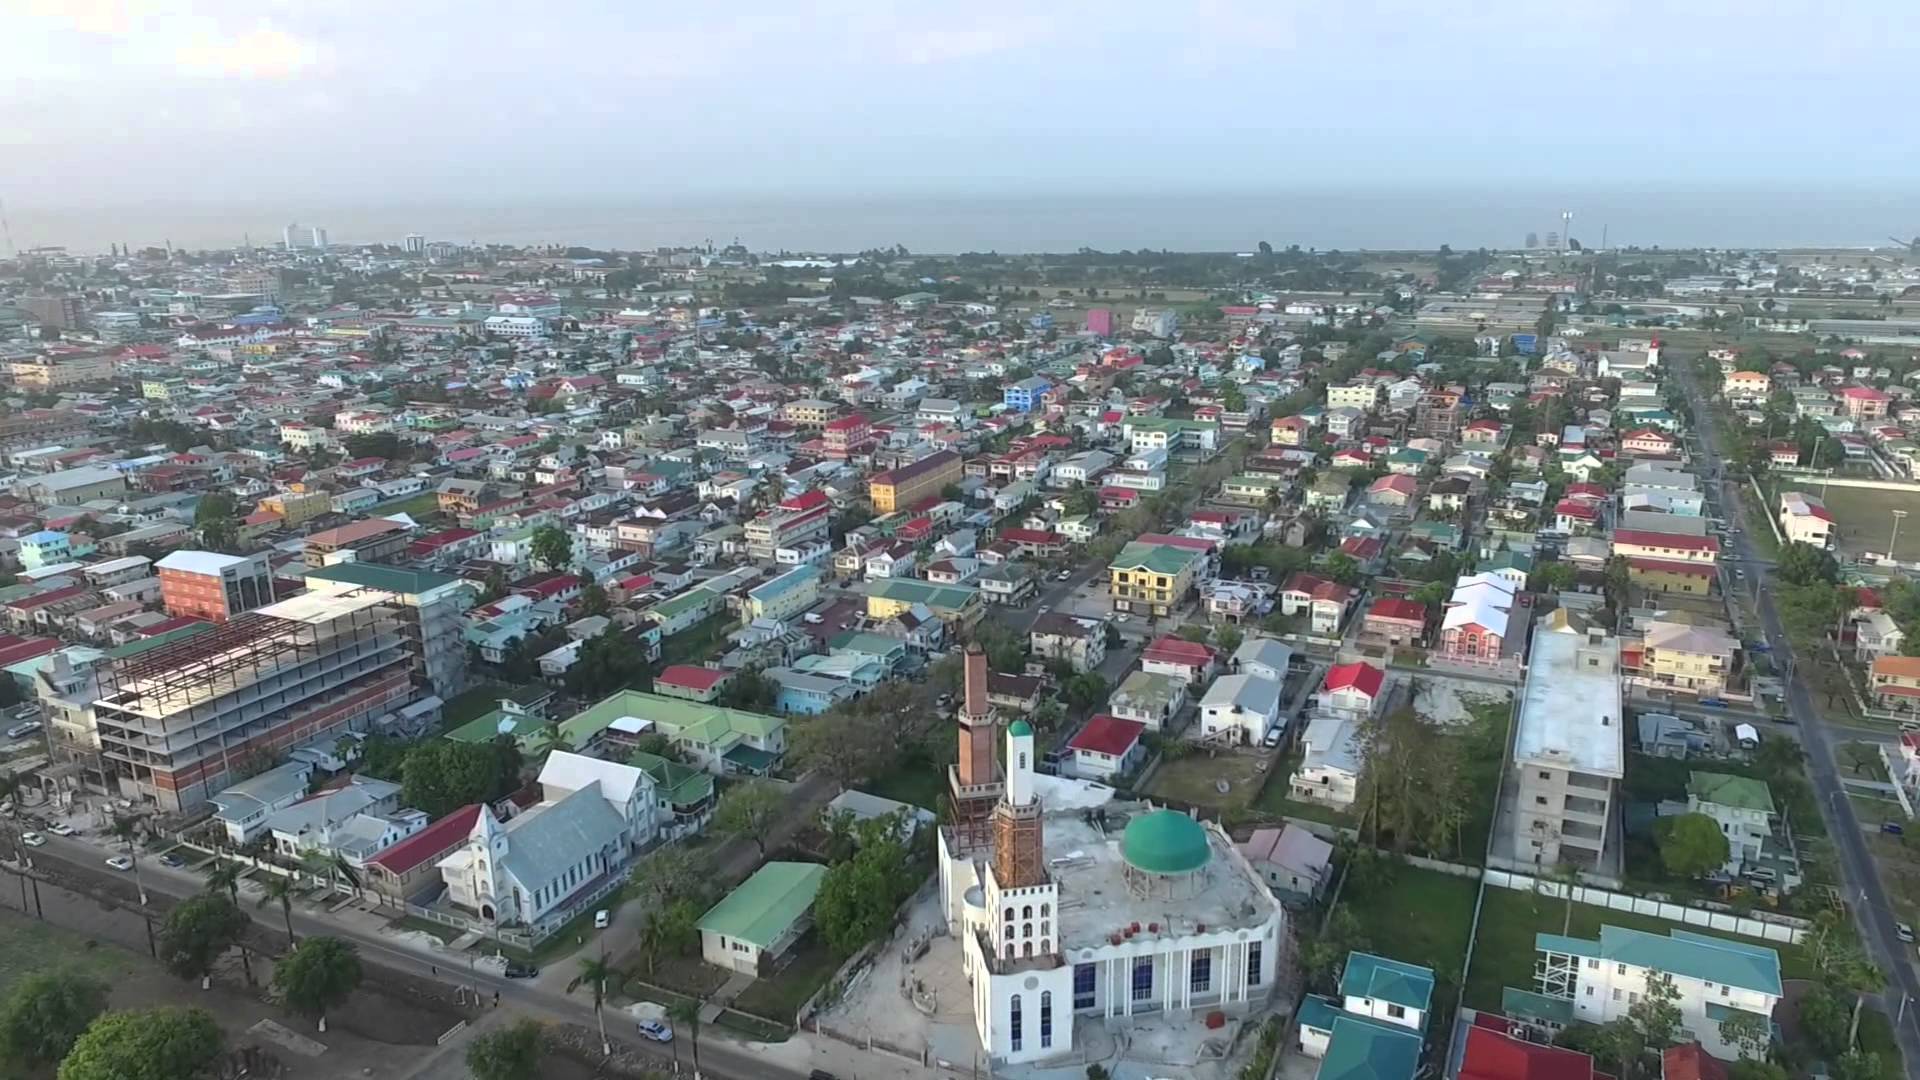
[1143,750,1272,815]
[1465,884,1812,1012]
[1339,866,1479,1023]
[0,913,143,995]
[1766,479,1920,561]
[731,933,846,1025]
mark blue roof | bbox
[1339,952,1436,1012]
[748,564,820,601]
[1319,1014,1423,1080]
[1535,926,1782,997]
[1298,993,1341,1034]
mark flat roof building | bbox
[1510,609,1623,871]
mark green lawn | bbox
[440,683,511,730]
[716,1009,792,1042]
[1856,1004,1907,1080]
[0,910,144,995]
[1465,885,1812,1013]
[730,933,847,1025]
[1455,701,1513,865]
[384,491,444,520]
[657,613,736,669]
[1143,750,1272,815]
[1339,866,1479,1025]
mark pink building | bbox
[1086,308,1115,337]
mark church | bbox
[936,645,1287,1065]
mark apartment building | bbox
[1511,610,1623,869]
[781,399,839,428]
[745,490,833,561]
[868,450,961,513]
[303,562,475,700]
[1533,926,1781,1060]
[1107,541,1204,617]
[1639,620,1739,697]
[91,592,416,811]
[157,550,276,623]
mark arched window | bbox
[1022,904,1032,919]
[1041,920,1050,936]
[1023,922,1033,938]
[1009,994,1023,1052]
[1040,903,1050,917]
[1005,942,1014,959]
[1040,991,1053,1049]
[1023,941,1034,957]
[1005,907,1015,923]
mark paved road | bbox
[1676,358,1920,1059]
[19,826,898,1080]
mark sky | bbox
[2,1,1915,212]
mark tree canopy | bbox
[466,1019,544,1080]
[1654,813,1731,879]
[400,738,523,818]
[813,813,922,954]
[158,892,249,987]
[713,779,784,856]
[529,525,574,571]
[273,937,362,1029]
[0,970,109,1070]
[56,1008,223,1080]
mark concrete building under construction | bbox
[91,592,416,811]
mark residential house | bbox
[1198,672,1283,745]
[1029,612,1108,673]
[1531,926,1781,1060]
[1106,540,1204,617]
[698,861,827,974]
[1641,621,1739,697]
[1140,636,1217,684]
[1871,655,1920,715]
[1777,491,1835,549]
[1107,670,1187,731]
[1238,825,1334,904]
[1063,714,1148,782]
[1363,597,1427,646]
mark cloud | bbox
[174,25,329,80]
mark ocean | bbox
[11,187,1920,256]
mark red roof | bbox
[823,414,868,432]
[779,489,831,512]
[1459,1024,1607,1080]
[1613,529,1718,553]
[0,637,56,668]
[1658,1043,1725,1080]
[1068,714,1147,757]
[1368,597,1428,624]
[1340,536,1384,560]
[368,805,483,875]
[1143,637,1217,666]
[7,585,89,610]
[1324,661,1384,697]
[1001,528,1061,544]
[655,665,730,693]
[1135,533,1217,553]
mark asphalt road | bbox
[15,830,857,1080]
[1676,359,1920,1059]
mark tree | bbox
[1536,561,1577,592]
[1627,971,1683,1051]
[628,846,701,911]
[466,1018,543,1080]
[400,738,522,818]
[713,780,783,856]
[718,668,777,712]
[256,873,299,948]
[790,707,889,790]
[194,492,238,553]
[57,1007,222,1080]
[1324,552,1361,585]
[273,936,362,1032]
[529,524,574,571]
[1727,1061,1789,1080]
[1062,673,1108,712]
[205,860,242,905]
[1297,907,1367,995]
[572,952,617,1056]
[1776,540,1839,586]
[667,999,702,1077]
[1831,1050,1883,1080]
[578,582,610,617]
[564,628,648,698]
[814,824,917,954]
[0,970,108,1070]
[1716,1007,1772,1061]
[1654,813,1731,879]
[1798,979,1852,1058]
[159,893,250,990]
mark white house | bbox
[1684,771,1776,880]
[537,751,667,851]
[264,775,420,867]
[209,761,317,845]
[1290,711,1363,809]
[1777,491,1834,549]
[1198,673,1283,746]
[1316,662,1384,719]
[437,770,635,929]
[1534,926,1782,1060]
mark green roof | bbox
[1688,771,1775,814]
[1535,926,1782,996]
[629,750,714,809]
[1109,541,1202,575]
[1121,810,1210,875]
[305,561,464,596]
[1318,1014,1423,1080]
[1298,993,1341,1033]
[446,708,552,751]
[109,621,212,658]
[1501,987,1574,1025]
[865,578,979,612]
[564,690,784,750]
[1339,952,1435,1012]
[1008,719,1033,737]
[697,861,826,949]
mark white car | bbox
[636,1019,673,1043]
[20,831,44,847]
[1113,613,1130,623]
[45,822,73,836]
[105,855,133,871]
[1898,922,1915,943]
[594,909,611,929]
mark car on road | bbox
[1884,822,1905,836]
[1113,613,1130,623]
[1262,727,1283,749]
[4,720,41,739]
[636,1019,673,1042]
[594,909,610,929]
[503,962,539,979]
[159,853,186,868]
[20,831,44,847]
[44,822,73,836]
[1055,569,1073,582]
[1898,922,1915,943]
[105,855,133,871]
[1698,698,1728,708]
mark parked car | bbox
[503,963,539,979]
[1055,569,1073,582]
[1898,922,1915,943]
[594,909,611,929]
[105,855,133,871]
[1698,698,1728,708]
[44,822,73,836]
[1262,727,1284,749]
[4,721,41,739]
[636,1019,673,1043]
[20,831,44,847]
[159,853,186,868]
[1883,822,1905,836]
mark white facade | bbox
[1197,673,1282,746]
[483,315,545,338]
[1541,927,1781,1060]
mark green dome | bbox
[1008,719,1034,737]
[1121,810,1210,876]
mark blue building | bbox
[1003,376,1055,413]
[767,667,857,716]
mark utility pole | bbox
[1891,510,1909,562]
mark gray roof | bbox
[1200,673,1283,715]
[210,761,313,824]
[264,776,400,838]
[498,782,628,894]
[1232,637,1294,679]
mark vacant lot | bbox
[1466,884,1812,1013]
[1338,865,1478,1026]
[1144,749,1273,816]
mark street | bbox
[1674,357,1920,1061]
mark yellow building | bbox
[1641,620,1739,696]
[1871,655,1920,714]
[781,399,839,429]
[867,450,961,514]
[10,353,115,389]
[863,579,981,630]
[1107,541,1203,617]
[257,490,332,526]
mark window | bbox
[1190,953,1212,993]
[1009,994,1022,1053]
[1612,988,1622,1001]
[1024,923,1033,939]
[1247,941,1262,986]
[1005,907,1015,923]
[1133,959,1154,1001]
[1022,905,1033,919]
[1629,992,1639,1005]
[1539,770,1551,780]
[1040,903,1050,917]
[1040,991,1053,1049]
[1074,963,1096,1009]
[1616,964,1627,975]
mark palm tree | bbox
[573,952,618,1056]
[206,859,242,904]
[257,873,298,948]
[667,998,702,1076]
[110,814,147,906]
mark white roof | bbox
[538,750,648,806]
[1442,572,1516,636]
[256,590,384,624]
[155,549,250,575]
[1514,618,1624,777]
